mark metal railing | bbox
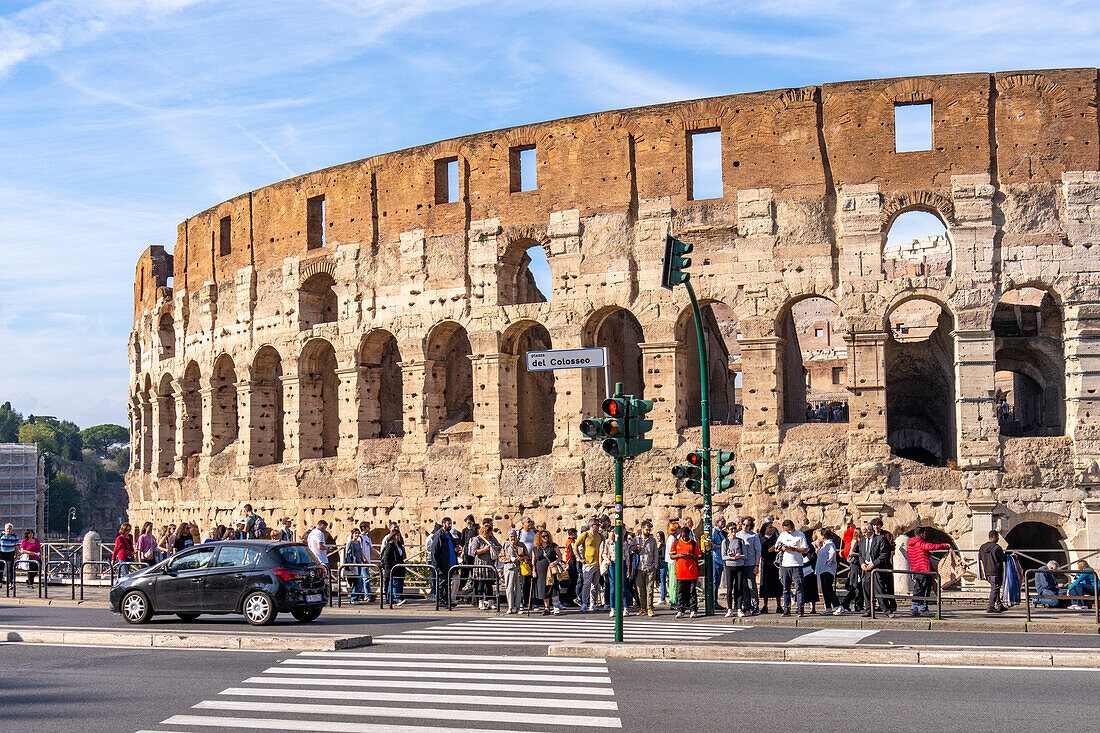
[78,561,115,601]
[869,568,942,619]
[333,562,381,607]
[380,563,439,610]
[447,564,501,612]
[1024,568,1099,624]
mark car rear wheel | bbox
[291,607,322,623]
[243,591,276,625]
[121,591,151,624]
[176,613,200,621]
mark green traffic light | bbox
[661,235,695,290]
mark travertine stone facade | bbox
[128,69,1100,555]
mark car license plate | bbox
[306,594,322,603]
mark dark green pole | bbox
[614,454,624,643]
[684,280,714,616]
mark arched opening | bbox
[359,330,404,439]
[778,296,848,425]
[884,209,950,279]
[993,287,1065,437]
[500,240,552,305]
[140,376,153,472]
[676,302,742,428]
[504,322,555,458]
[250,346,284,466]
[425,322,473,442]
[885,298,956,466]
[584,307,645,407]
[299,272,338,330]
[1006,521,1069,574]
[157,313,175,359]
[157,375,176,476]
[180,361,202,476]
[210,354,239,455]
[299,340,339,458]
[909,526,958,549]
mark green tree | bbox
[47,471,83,535]
[0,401,22,442]
[113,446,130,472]
[80,424,129,458]
[19,417,83,460]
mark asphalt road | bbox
[4,642,1097,733]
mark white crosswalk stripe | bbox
[145,651,623,732]
[373,616,747,645]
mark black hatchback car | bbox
[110,541,328,625]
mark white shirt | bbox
[665,534,676,564]
[517,527,537,555]
[776,530,808,568]
[815,539,838,576]
[307,527,327,566]
[358,535,374,563]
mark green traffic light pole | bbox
[683,278,715,617]
[614,450,625,643]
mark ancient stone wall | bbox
[127,69,1100,555]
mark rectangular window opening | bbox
[218,216,231,257]
[814,327,824,338]
[307,195,326,250]
[688,129,723,200]
[832,367,843,385]
[435,157,459,204]
[510,145,537,193]
[894,102,932,152]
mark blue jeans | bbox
[658,564,668,602]
[349,571,366,602]
[780,566,804,613]
[387,573,404,604]
[712,559,723,604]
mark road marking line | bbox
[638,659,1100,672]
[280,658,609,673]
[161,715,515,733]
[299,651,607,663]
[373,637,710,646]
[193,700,622,728]
[261,666,613,683]
[384,632,724,640]
[0,641,281,654]
[786,629,880,645]
[219,686,619,710]
[241,676,616,695]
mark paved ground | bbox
[5,641,1097,732]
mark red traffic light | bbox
[687,452,703,466]
[602,398,623,417]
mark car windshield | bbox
[275,544,315,566]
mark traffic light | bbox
[660,235,693,290]
[625,397,654,457]
[598,396,629,457]
[672,451,705,493]
[714,450,735,492]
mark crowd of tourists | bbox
[94,509,1097,617]
[1,522,41,587]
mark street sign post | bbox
[526,346,611,399]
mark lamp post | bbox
[67,507,77,543]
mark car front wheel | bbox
[291,607,322,623]
[121,591,152,624]
[242,591,276,625]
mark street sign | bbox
[526,347,606,371]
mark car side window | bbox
[168,547,215,572]
[214,546,261,568]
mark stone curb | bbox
[729,613,1099,634]
[0,627,371,651]
[548,642,1100,668]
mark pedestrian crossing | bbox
[372,615,748,645]
[139,652,622,732]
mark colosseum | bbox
[127,68,1100,561]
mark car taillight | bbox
[318,565,328,578]
[272,568,305,582]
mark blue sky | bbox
[1,1,1098,427]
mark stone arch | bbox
[501,320,555,458]
[1004,517,1069,573]
[582,306,645,411]
[898,525,959,550]
[179,361,202,476]
[299,271,338,330]
[157,312,175,360]
[156,374,176,476]
[249,346,285,466]
[210,354,239,456]
[675,299,742,428]
[499,231,551,305]
[883,204,953,279]
[424,320,473,442]
[299,338,339,458]
[993,285,1065,437]
[867,77,959,126]
[884,298,956,465]
[358,329,404,439]
[776,294,848,425]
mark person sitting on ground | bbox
[1066,561,1096,610]
[1034,560,1064,608]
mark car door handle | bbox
[233,573,245,578]
[191,578,202,583]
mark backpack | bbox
[252,515,267,539]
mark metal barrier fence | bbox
[869,568,942,619]
[78,561,115,601]
[1024,567,1099,624]
[380,563,439,610]
[333,562,381,607]
[447,564,501,612]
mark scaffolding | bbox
[0,443,45,536]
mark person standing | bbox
[906,528,951,616]
[735,517,762,616]
[533,530,560,615]
[562,527,579,606]
[500,529,526,613]
[858,519,895,616]
[710,516,727,611]
[656,530,668,605]
[670,525,700,618]
[278,518,295,542]
[665,521,680,608]
[0,523,17,586]
[344,528,368,604]
[814,529,840,615]
[576,517,604,611]
[112,523,136,576]
[516,516,537,610]
[136,522,158,566]
[429,518,456,607]
[631,521,660,617]
[721,522,746,618]
[979,530,1007,614]
[776,520,809,617]
[381,527,407,606]
[457,514,480,602]
[467,522,500,610]
[758,519,782,613]
[19,529,41,586]
[172,523,194,554]
[307,520,331,567]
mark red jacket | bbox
[841,526,856,558]
[112,534,135,563]
[907,537,950,572]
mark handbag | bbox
[519,558,532,577]
[937,548,966,589]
